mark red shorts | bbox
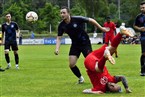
[84,44,107,71]
[84,54,99,71]
[105,34,115,44]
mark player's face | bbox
[60,9,70,20]
[107,82,121,92]
[140,4,145,14]
[5,14,11,21]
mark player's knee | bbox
[95,62,103,72]
[4,49,9,54]
[69,64,75,68]
[14,51,18,54]
[142,52,145,56]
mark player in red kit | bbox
[83,26,133,94]
[104,16,118,58]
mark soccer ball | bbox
[26,11,38,22]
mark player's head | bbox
[140,1,145,14]
[5,13,11,21]
[60,6,70,20]
[107,82,122,93]
[106,16,111,23]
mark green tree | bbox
[37,3,60,33]
[3,3,24,28]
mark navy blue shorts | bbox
[4,41,18,51]
[69,44,92,58]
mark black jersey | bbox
[58,16,91,46]
[134,13,145,40]
[2,21,19,42]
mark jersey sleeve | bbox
[112,22,116,30]
[73,16,89,23]
[134,15,141,26]
[114,75,128,89]
[1,24,5,33]
[14,22,19,30]
[57,23,64,36]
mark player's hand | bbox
[102,27,110,32]
[126,88,132,93]
[54,51,59,55]
[140,27,145,32]
[0,41,3,45]
[95,91,104,94]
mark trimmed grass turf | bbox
[0,44,145,97]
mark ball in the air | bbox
[26,11,38,22]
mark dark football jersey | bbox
[58,16,91,45]
[2,21,19,42]
[134,13,145,40]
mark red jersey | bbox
[87,67,116,92]
[84,44,117,92]
[104,21,116,36]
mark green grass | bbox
[0,44,145,97]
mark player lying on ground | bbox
[83,26,133,94]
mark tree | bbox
[37,2,60,33]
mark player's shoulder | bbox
[72,16,85,18]
[2,22,6,26]
[104,22,107,24]
[71,16,89,20]
[11,21,18,24]
[136,13,143,18]
[58,20,65,26]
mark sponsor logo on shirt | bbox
[73,24,77,28]
[11,24,14,28]
[100,76,108,85]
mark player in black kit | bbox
[2,13,20,70]
[134,1,145,76]
[55,6,109,83]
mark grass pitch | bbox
[0,44,145,97]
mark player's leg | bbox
[96,28,134,71]
[4,43,11,69]
[69,46,84,84]
[96,48,115,72]
[69,55,84,83]
[84,44,113,72]
[140,40,145,76]
[110,35,118,58]
[104,34,109,45]
[12,42,19,69]
[109,27,134,55]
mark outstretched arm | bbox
[114,76,132,93]
[88,18,109,32]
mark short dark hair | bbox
[140,1,145,5]
[106,16,111,19]
[5,12,10,15]
[61,6,70,13]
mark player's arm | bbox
[16,29,20,38]
[83,89,104,94]
[114,75,132,93]
[55,36,61,55]
[133,25,145,32]
[88,18,109,32]
[133,17,145,32]
[1,25,5,44]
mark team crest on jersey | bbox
[100,76,108,85]
[73,23,77,28]
[11,24,14,28]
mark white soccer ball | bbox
[26,11,38,22]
